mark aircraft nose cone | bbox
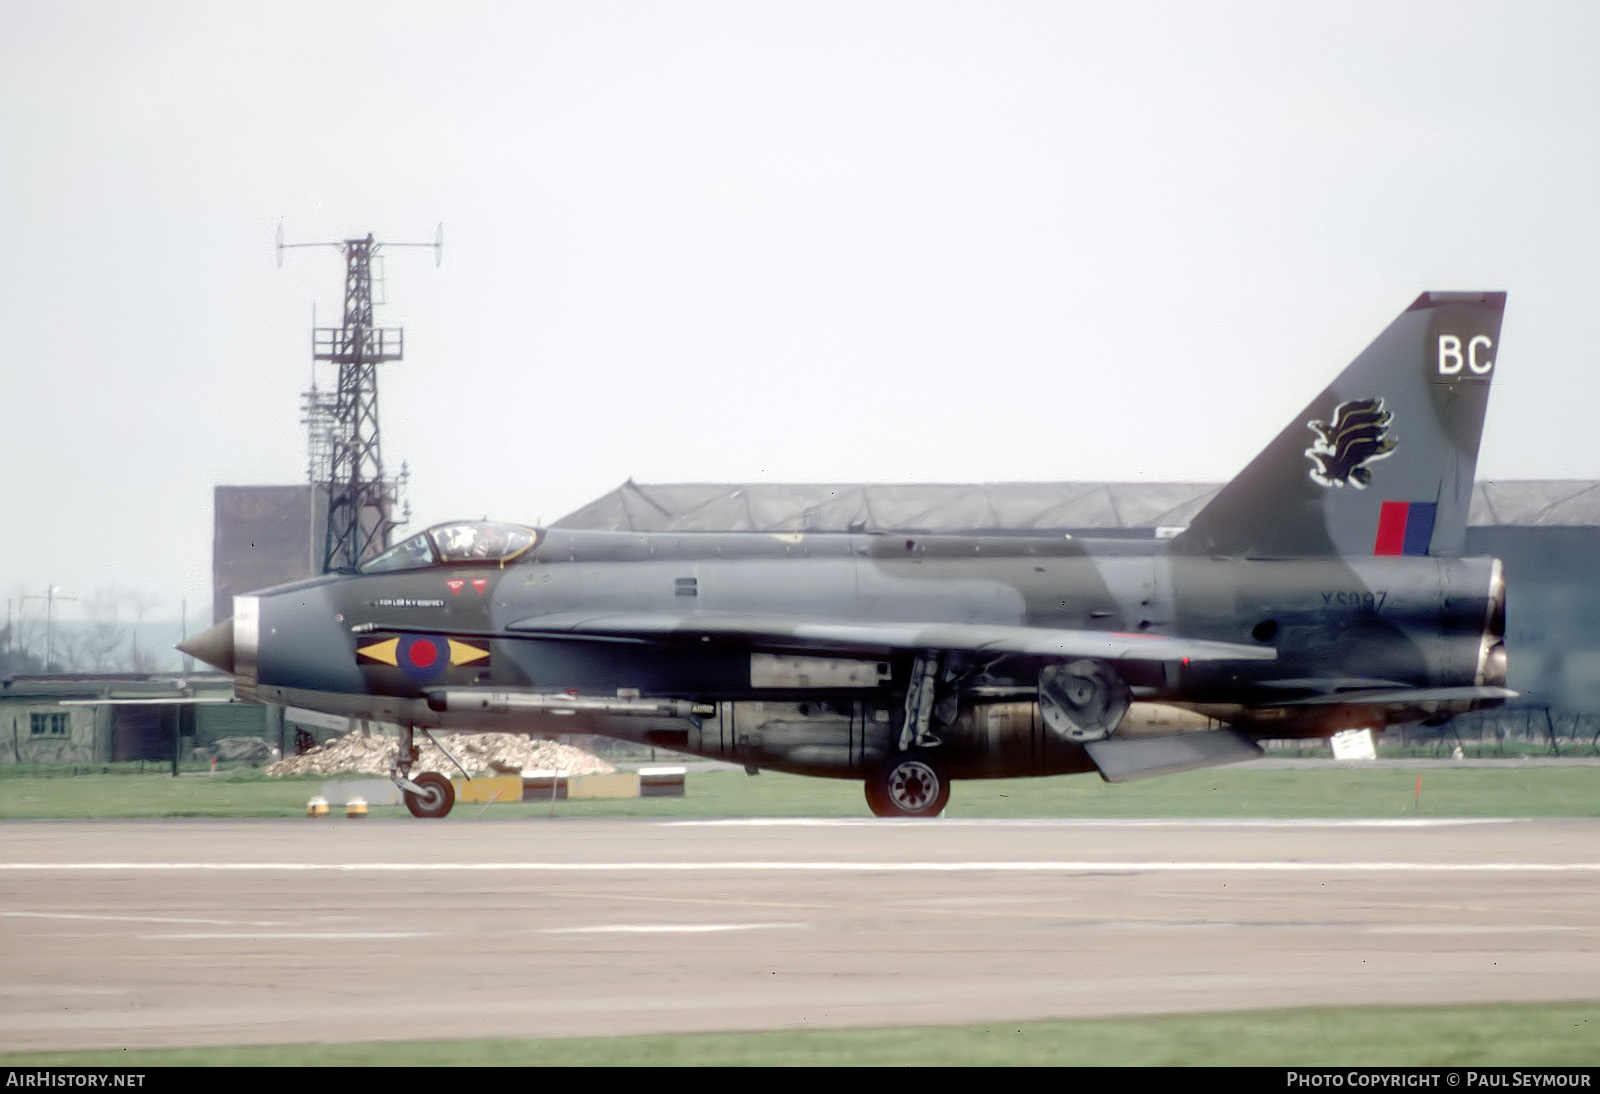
[179,618,235,674]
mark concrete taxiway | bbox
[2,817,1597,1052]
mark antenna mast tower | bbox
[279,225,441,572]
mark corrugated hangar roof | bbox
[553,480,1600,534]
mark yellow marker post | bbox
[307,796,330,818]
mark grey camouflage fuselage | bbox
[189,291,1511,806]
[233,521,1505,779]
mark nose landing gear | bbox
[403,771,455,819]
[389,724,459,819]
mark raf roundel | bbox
[399,635,446,680]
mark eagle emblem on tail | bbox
[1305,397,1396,488]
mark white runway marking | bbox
[668,818,1528,828]
[541,923,804,934]
[148,931,433,941]
[1367,925,1595,935]
[2,860,1596,873]
[2,910,285,927]
[0,986,136,998]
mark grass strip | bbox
[3,1001,1597,1067]
[0,766,1597,820]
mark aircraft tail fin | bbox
[1173,292,1505,559]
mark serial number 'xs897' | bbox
[1322,590,1388,612]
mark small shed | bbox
[0,673,246,766]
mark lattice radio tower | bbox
[278,225,441,572]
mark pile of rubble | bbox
[265,730,615,779]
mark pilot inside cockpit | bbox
[361,520,538,572]
[437,523,480,559]
[432,521,535,564]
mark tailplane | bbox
[1174,292,1505,558]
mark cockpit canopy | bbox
[361,521,539,573]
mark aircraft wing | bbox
[501,610,1275,663]
[57,696,239,706]
[1266,685,1517,706]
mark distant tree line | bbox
[2,586,166,675]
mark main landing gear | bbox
[868,650,957,817]
[870,649,953,812]
[864,752,951,818]
[1038,659,1130,742]
[390,725,459,819]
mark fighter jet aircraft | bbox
[181,291,1510,818]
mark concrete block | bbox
[566,772,641,799]
[639,765,687,797]
[452,774,524,804]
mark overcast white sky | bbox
[3,0,1599,633]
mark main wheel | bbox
[1038,659,1130,742]
[403,771,455,819]
[865,755,950,818]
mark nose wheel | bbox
[402,771,455,819]
[390,725,458,818]
[865,754,950,818]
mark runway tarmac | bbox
[2,817,1598,1052]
